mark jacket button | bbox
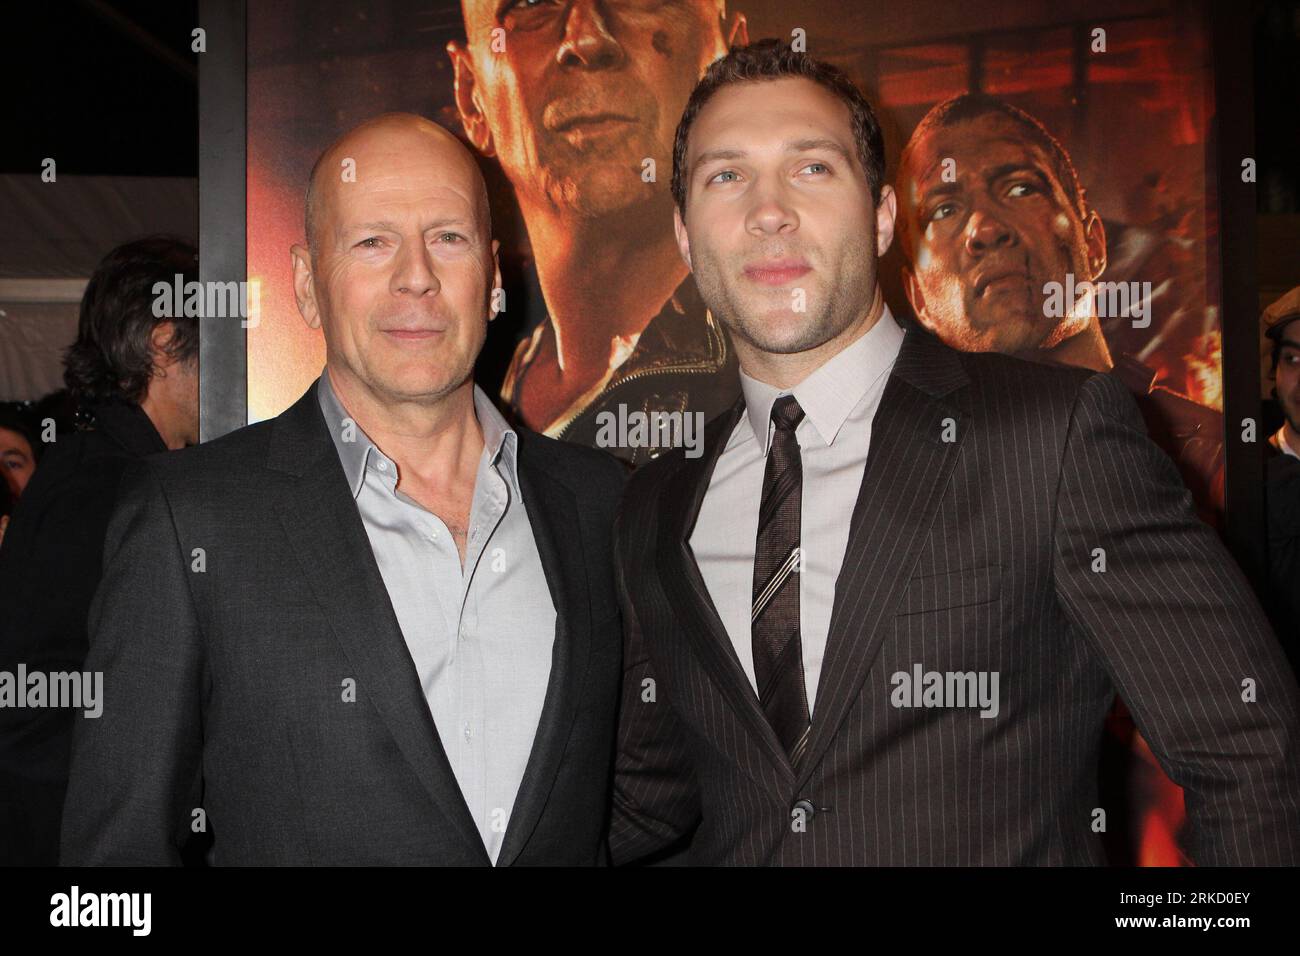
[792,798,816,821]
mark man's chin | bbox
[539,163,661,218]
[367,369,467,404]
[965,308,1060,354]
[736,315,837,357]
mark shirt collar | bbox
[317,370,520,500]
[473,379,521,495]
[1273,425,1300,461]
[740,305,905,454]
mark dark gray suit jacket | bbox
[60,380,626,865]
[0,403,166,866]
[610,325,1300,866]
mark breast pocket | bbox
[895,564,1002,617]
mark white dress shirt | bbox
[689,307,906,713]
[318,372,556,864]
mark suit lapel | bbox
[268,381,490,864]
[795,327,969,788]
[656,398,796,795]
[495,436,589,866]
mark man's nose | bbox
[964,207,1016,256]
[745,184,799,237]
[390,243,440,297]
[556,1,625,70]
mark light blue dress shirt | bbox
[318,371,556,863]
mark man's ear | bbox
[1083,209,1107,281]
[291,244,322,330]
[901,263,932,329]
[673,205,693,271]
[149,321,179,372]
[447,41,495,157]
[725,10,749,49]
[876,184,898,258]
[489,239,503,321]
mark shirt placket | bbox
[456,457,511,850]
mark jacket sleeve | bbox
[1052,371,1300,865]
[608,503,702,865]
[60,461,205,865]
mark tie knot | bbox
[771,395,805,432]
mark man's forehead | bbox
[0,431,28,452]
[318,138,482,219]
[460,0,720,34]
[691,78,855,154]
[459,0,495,35]
[910,116,1049,185]
[331,177,478,222]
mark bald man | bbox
[60,114,627,866]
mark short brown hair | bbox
[671,38,886,216]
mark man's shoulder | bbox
[618,404,738,507]
[945,340,1097,397]
[1267,447,1300,484]
[515,427,627,502]
[131,417,280,497]
[906,331,1123,427]
[14,428,129,505]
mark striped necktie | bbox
[751,394,811,765]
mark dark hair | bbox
[0,405,38,459]
[901,93,1087,223]
[671,38,886,216]
[63,235,199,406]
[1269,313,1300,374]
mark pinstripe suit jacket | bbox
[610,324,1300,866]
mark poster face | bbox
[247,0,1223,863]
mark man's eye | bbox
[503,0,552,16]
[800,162,829,176]
[1007,181,1038,198]
[931,202,956,222]
[356,237,383,249]
[436,233,465,244]
[709,170,740,184]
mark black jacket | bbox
[59,380,626,865]
[0,402,166,865]
[1265,444,1300,675]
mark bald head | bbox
[304,112,490,257]
[290,111,503,410]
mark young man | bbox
[609,40,1300,865]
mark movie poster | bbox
[246,0,1224,864]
